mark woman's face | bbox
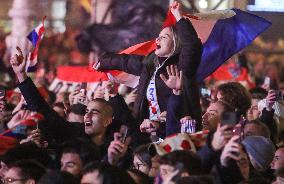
[133,155,150,175]
[155,27,174,57]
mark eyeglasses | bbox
[1,178,27,184]
[132,163,147,170]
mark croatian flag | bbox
[105,9,271,86]
[26,17,46,72]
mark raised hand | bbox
[160,65,183,95]
[220,135,241,167]
[125,88,137,106]
[158,111,167,122]
[107,132,131,165]
[10,46,28,82]
[103,81,118,100]
[170,1,183,22]
[140,119,159,134]
[211,124,234,151]
[20,129,48,148]
[265,90,276,111]
[73,89,88,105]
[7,109,30,129]
[69,90,80,105]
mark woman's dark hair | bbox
[249,87,268,100]
[160,150,202,176]
[133,144,152,167]
[82,162,136,184]
[245,119,271,138]
[215,100,235,113]
[1,142,52,167]
[58,138,101,166]
[217,82,252,115]
[38,170,80,184]
[8,159,46,182]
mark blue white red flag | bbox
[194,9,271,82]
[26,16,46,72]
[105,9,271,86]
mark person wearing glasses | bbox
[132,144,152,175]
[2,159,45,184]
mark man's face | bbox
[3,167,27,184]
[244,123,264,137]
[155,27,174,57]
[159,164,175,182]
[81,171,102,184]
[61,153,83,176]
[271,148,284,170]
[84,101,111,136]
[247,99,261,121]
[202,102,224,131]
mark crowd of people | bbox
[1,1,284,184]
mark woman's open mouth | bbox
[85,122,92,127]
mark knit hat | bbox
[242,136,275,170]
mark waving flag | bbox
[26,17,46,72]
[105,9,271,86]
[49,66,121,96]
[0,113,44,154]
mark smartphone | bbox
[200,88,211,98]
[221,112,238,126]
[0,89,5,98]
[120,125,128,144]
[276,90,284,101]
[264,76,271,86]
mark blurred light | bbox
[198,0,208,9]
[247,0,284,12]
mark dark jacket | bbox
[260,108,277,144]
[18,78,86,144]
[166,93,221,174]
[17,77,129,155]
[98,18,203,127]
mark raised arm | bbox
[160,65,183,136]
[96,53,145,76]
[10,47,82,142]
[171,1,202,78]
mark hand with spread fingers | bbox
[160,65,183,95]
[10,46,28,82]
[7,109,31,129]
